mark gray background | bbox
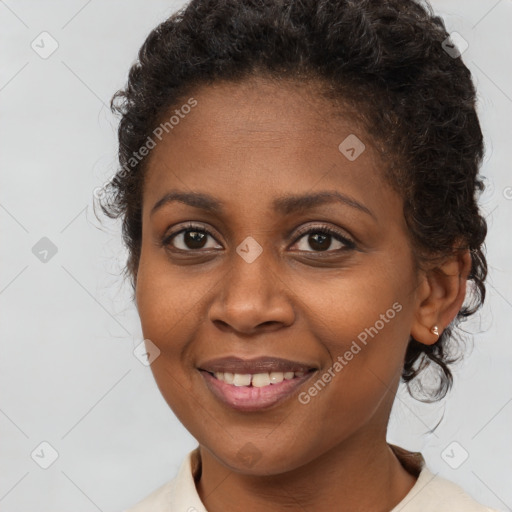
[0,1,510,511]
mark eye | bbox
[162,223,222,252]
[162,222,356,254]
[292,225,356,253]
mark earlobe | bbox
[410,249,472,346]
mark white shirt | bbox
[123,444,499,511]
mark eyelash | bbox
[161,222,356,253]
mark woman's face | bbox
[135,76,423,474]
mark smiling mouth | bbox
[198,368,317,411]
[197,355,318,410]
[202,369,315,387]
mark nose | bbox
[207,244,296,336]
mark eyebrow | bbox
[150,190,375,219]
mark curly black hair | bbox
[99,0,487,402]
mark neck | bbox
[196,431,417,512]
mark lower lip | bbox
[199,370,315,412]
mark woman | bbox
[101,0,497,510]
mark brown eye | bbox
[293,226,356,253]
[179,230,208,250]
[163,224,222,252]
[303,232,335,252]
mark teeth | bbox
[252,373,271,387]
[233,373,252,386]
[214,372,235,386]
[212,371,307,387]
[269,372,284,384]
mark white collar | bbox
[125,444,496,512]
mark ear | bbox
[410,249,472,345]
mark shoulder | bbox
[392,466,501,512]
[388,444,499,512]
[121,447,206,512]
[122,478,176,512]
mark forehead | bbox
[142,76,395,218]
[158,76,365,149]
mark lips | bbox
[198,355,317,374]
[197,356,318,411]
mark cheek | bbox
[294,266,413,418]
[134,252,226,418]
[135,251,214,351]
[134,259,205,422]
[299,262,410,355]
[289,307,409,464]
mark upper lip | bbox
[198,356,317,375]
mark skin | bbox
[134,76,471,511]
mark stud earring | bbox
[431,325,439,337]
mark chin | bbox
[203,439,319,477]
